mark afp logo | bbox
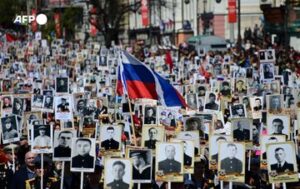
[13,13,47,25]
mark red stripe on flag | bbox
[126,81,157,99]
[116,80,123,96]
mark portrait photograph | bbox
[128,149,152,183]
[204,92,220,112]
[142,126,165,150]
[267,114,290,139]
[81,116,97,137]
[31,124,53,153]
[258,50,266,62]
[54,95,73,120]
[266,49,275,62]
[31,94,44,110]
[71,138,96,172]
[260,135,286,169]
[157,106,179,128]
[185,93,198,110]
[99,125,122,151]
[250,96,263,119]
[2,95,13,113]
[12,97,24,116]
[42,95,54,111]
[260,62,275,82]
[56,77,69,93]
[219,80,231,98]
[176,131,200,156]
[212,112,227,135]
[104,158,132,189]
[218,142,245,182]
[266,94,283,113]
[209,135,233,170]
[171,139,195,174]
[234,78,247,95]
[231,118,252,143]
[155,142,184,182]
[1,115,19,144]
[143,105,157,125]
[230,104,247,118]
[75,98,87,115]
[266,142,298,183]
[53,130,77,161]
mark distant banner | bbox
[31,9,38,32]
[228,0,236,23]
[141,0,149,26]
[54,13,62,38]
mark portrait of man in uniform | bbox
[219,143,244,174]
[144,127,158,149]
[157,144,183,174]
[130,150,152,181]
[1,116,19,143]
[32,125,52,149]
[270,147,294,173]
[232,119,251,141]
[71,138,95,170]
[204,92,219,111]
[105,159,132,189]
[267,115,290,139]
[144,106,157,125]
[100,126,121,150]
[53,130,74,159]
[56,77,69,93]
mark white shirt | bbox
[33,135,51,148]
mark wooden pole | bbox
[248,150,251,171]
[41,154,44,189]
[229,181,233,189]
[127,97,137,146]
[60,161,65,189]
[80,172,84,189]
[168,181,171,189]
[11,143,15,173]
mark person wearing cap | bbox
[107,160,130,189]
[158,145,181,174]
[25,155,58,189]
[205,93,219,110]
[12,98,23,116]
[131,151,151,180]
[72,138,94,169]
[32,125,51,149]
[11,151,36,189]
[57,97,70,112]
[101,127,120,150]
[54,130,73,158]
[2,117,18,140]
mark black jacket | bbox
[107,180,129,189]
[270,162,294,173]
[71,155,94,169]
[158,159,181,174]
[54,146,71,158]
[101,139,119,150]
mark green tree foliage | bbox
[62,7,83,40]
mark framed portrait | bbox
[267,114,290,139]
[269,81,280,94]
[142,126,165,150]
[81,116,97,137]
[54,96,73,120]
[266,142,298,183]
[60,120,74,129]
[265,49,276,62]
[204,92,220,112]
[1,115,19,144]
[53,130,77,161]
[127,149,152,183]
[234,78,247,95]
[55,77,69,93]
[99,125,122,152]
[219,80,231,98]
[196,85,207,97]
[231,118,252,148]
[157,106,180,128]
[260,62,275,82]
[71,138,95,172]
[171,139,195,174]
[266,94,283,113]
[12,97,24,116]
[209,135,233,170]
[143,105,157,125]
[155,142,184,182]
[218,142,245,182]
[230,104,247,118]
[185,93,198,110]
[104,158,132,188]
[31,124,53,153]
[31,94,44,111]
[176,131,200,157]
[260,135,286,169]
[42,95,54,112]
[2,95,13,113]
[212,112,227,135]
[258,50,267,62]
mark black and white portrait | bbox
[204,92,220,112]
[231,118,252,142]
[218,142,245,178]
[260,135,286,160]
[31,94,43,109]
[186,93,198,110]
[53,130,76,160]
[54,96,72,120]
[267,95,283,112]
[259,50,266,62]
[261,62,274,81]
[75,98,87,115]
[172,139,194,173]
[104,158,132,189]
[129,149,152,182]
[250,96,263,112]
[100,125,122,151]
[2,96,13,110]
[209,135,232,166]
[266,142,298,183]
[43,95,53,110]
[230,104,247,118]
[1,116,19,144]
[71,138,95,172]
[176,131,200,156]
[267,114,290,139]
[56,77,69,93]
[12,97,24,116]
[143,106,157,125]
[142,126,165,150]
[220,81,231,97]
[266,49,275,62]
[156,142,183,176]
[31,124,53,153]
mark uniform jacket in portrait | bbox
[107,180,130,189]
[54,146,71,158]
[233,129,250,141]
[270,161,294,173]
[133,165,151,180]
[158,158,181,174]
[220,157,243,174]
[144,139,157,149]
[101,139,119,150]
[71,154,94,168]
[3,129,18,140]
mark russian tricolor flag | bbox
[117,51,187,108]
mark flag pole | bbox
[127,96,137,146]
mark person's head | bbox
[255,98,261,106]
[274,147,286,163]
[222,81,230,90]
[146,108,154,117]
[77,99,85,109]
[186,118,200,130]
[14,99,22,109]
[271,96,280,107]
[59,79,65,86]
[264,64,270,72]
[4,118,12,130]
[76,138,91,156]
[45,96,51,103]
[148,127,158,140]
[58,131,73,147]
[25,151,37,169]
[3,97,11,105]
[38,126,46,136]
[227,143,238,159]
[243,97,249,105]
[237,80,244,87]
[208,93,216,103]
[216,136,227,144]
[272,118,284,133]
[165,145,176,160]
[112,161,125,180]
[236,106,244,116]
[236,121,242,129]
[131,151,147,167]
[107,127,115,139]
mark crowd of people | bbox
[0,25,300,189]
